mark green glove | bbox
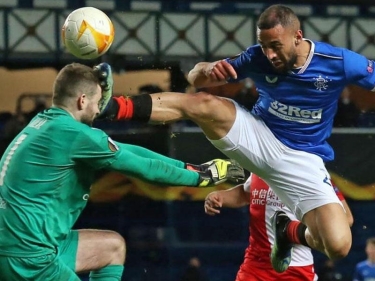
[190,159,245,187]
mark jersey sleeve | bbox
[70,127,121,170]
[109,142,200,186]
[225,48,256,82]
[70,128,200,186]
[344,49,375,90]
[120,143,185,168]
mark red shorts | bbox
[235,264,316,281]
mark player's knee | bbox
[326,237,351,260]
[107,231,126,264]
[186,91,219,119]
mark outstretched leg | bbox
[149,91,237,140]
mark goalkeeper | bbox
[0,63,244,281]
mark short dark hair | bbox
[257,4,300,30]
[52,63,100,106]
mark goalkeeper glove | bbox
[188,159,245,187]
[93,62,115,118]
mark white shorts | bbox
[209,101,341,221]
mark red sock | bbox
[114,96,134,120]
[286,221,303,244]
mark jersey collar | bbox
[290,39,315,75]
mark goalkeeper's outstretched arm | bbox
[93,62,245,186]
[111,143,244,187]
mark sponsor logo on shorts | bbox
[323,176,332,186]
[268,100,322,123]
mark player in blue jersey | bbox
[0,63,245,281]
[353,237,375,281]
[98,4,375,274]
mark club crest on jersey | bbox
[313,75,330,91]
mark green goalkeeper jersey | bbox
[0,107,199,257]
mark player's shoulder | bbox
[65,125,110,152]
[356,259,369,269]
[228,45,263,58]
[246,44,263,53]
[313,40,363,63]
[46,111,107,140]
[77,125,108,140]
[35,109,82,137]
[313,40,346,60]
[53,116,90,135]
[242,44,266,60]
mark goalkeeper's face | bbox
[81,85,102,126]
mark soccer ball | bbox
[62,7,115,59]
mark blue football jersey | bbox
[353,260,375,281]
[226,40,375,162]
